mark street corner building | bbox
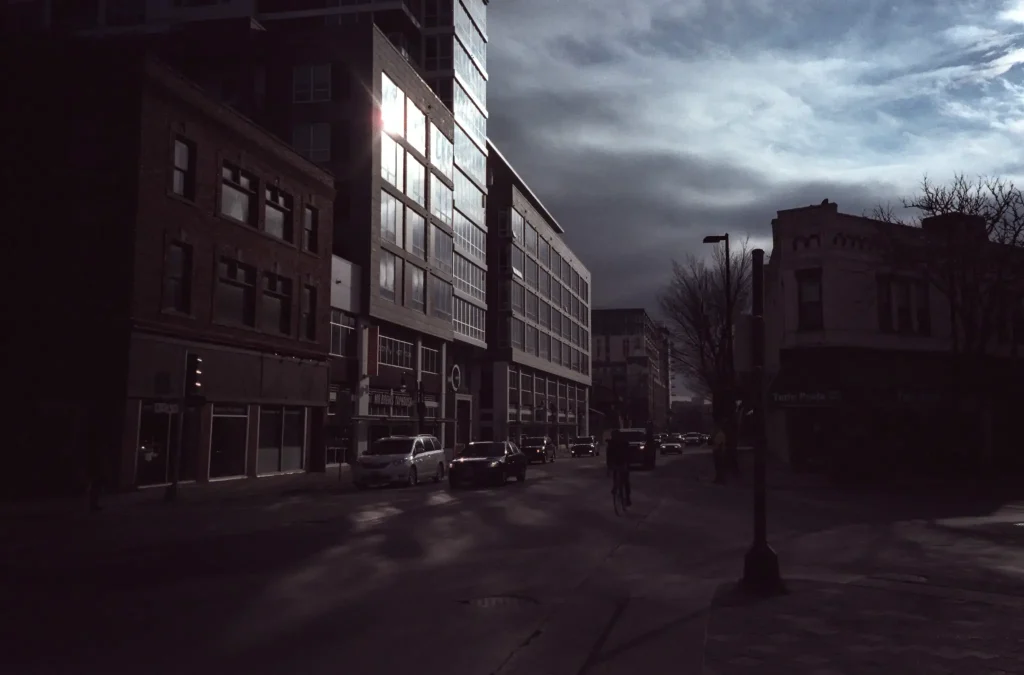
[760,199,1024,477]
[589,309,672,434]
[3,42,336,497]
[485,144,593,447]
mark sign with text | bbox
[770,390,841,407]
[370,391,414,408]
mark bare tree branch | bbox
[657,240,752,399]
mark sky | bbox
[485,0,1024,314]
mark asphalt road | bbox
[2,450,1021,675]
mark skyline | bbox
[485,0,1024,312]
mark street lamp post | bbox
[741,248,785,596]
[703,233,736,473]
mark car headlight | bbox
[489,461,501,468]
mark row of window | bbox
[503,318,590,375]
[172,138,321,254]
[381,72,455,181]
[375,334,442,373]
[454,296,486,342]
[507,367,587,408]
[510,209,590,302]
[379,250,454,320]
[163,242,317,339]
[510,282,589,351]
[379,190,455,271]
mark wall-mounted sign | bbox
[770,390,841,406]
[449,364,462,393]
[371,391,414,408]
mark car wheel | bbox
[433,463,444,483]
[407,467,418,487]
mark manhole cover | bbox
[459,595,540,609]
[873,573,928,584]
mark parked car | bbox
[683,432,704,447]
[353,435,447,489]
[570,436,598,457]
[449,441,527,488]
[521,436,556,464]
[615,428,656,470]
[660,436,683,455]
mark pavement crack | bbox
[576,595,631,675]
[489,628,543,675]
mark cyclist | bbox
[606,429,632,507]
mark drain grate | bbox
[459,594,540,609]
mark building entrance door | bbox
[136,401,200,487]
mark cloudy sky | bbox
[485,0,1024,312]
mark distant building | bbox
[5,44,335,497]
[591,309,670,430]
[763,200,1024,475]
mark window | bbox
[512,282,525,315]
[408,264,426,312]
[538,238,550,268]
[301,285,317,340]
[561,259,572,286]
[330,309,356,356]
[526,291,538,322]
[454,169,484,225]
[261,273,293,335]
[878,275,930,336]
[407,156,425,206]
[454,296,485,341]
[431,275,453,319]
[453,211,485,262]
[454,254,486,301]
[795,268,823,331]
[302,206,319,253]
[380,190,404,247]
[430,175,453,225]
[551,250,563,276]
[526,325,538,355]
[379,335,414,369]
[454,83,486,146]
[264,185,294,242]
[292,122,331,162]
[293,64,331,103]
[162,241,192,313]
[431,225,454,274]
[220,163,256,224]
[511,209,525,242]
[538,331,550,360]
[511,246,525,279]
[422,346,440,374]
[539,300,551,329]
[381,133,405,190]
[525,258,538,289]
[915,281,931,336]
[405,208,426,259]
[171,137,195,200]
[215,257,256,326]
[257,407,306,474]
[454,126,486,187]
[425,33,454,70]
[525,225,538,256]
[379,251,401,302]
[511,318,525,349]
[454,39,486,105]
[539,270,550,298]
[406,98,426,155]
[381,72,405,137]
[430,123,454,179]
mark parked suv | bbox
[353,435,447,488]
[521,436,556,464]
[617,428,657,470]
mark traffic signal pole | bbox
[165,351,202,503]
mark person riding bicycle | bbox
[606,429,632,506]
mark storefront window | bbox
[258,406,307,474]
[209,404,248,479]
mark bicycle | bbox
[610,466,629,515]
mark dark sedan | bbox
[570,436,598,457]
[449,441,527,488]
[521,436,555,464]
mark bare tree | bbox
[658,240,752,402]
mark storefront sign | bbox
[154,402,180,414]
[370,391,413,408]
[771,390,841,406]
[449,365,462,392]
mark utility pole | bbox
[741,249,785,595]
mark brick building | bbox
[3,42,335,497]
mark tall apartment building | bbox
[485,143,593,445]
[4,43,335,496]
[764,200,1024,473]
[591,309,671,431]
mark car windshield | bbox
[366,438,412,456]
[572,437,594,444]
[522,437,545,447]
[685,433,700,437]
[462,442,506,458]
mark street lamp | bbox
[741,248,785,596]
[704,233,736,471]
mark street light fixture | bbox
[703,233,735,472]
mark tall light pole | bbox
[703,233,734,469]
[741,248,785,595]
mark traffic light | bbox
[185,353,203,399]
